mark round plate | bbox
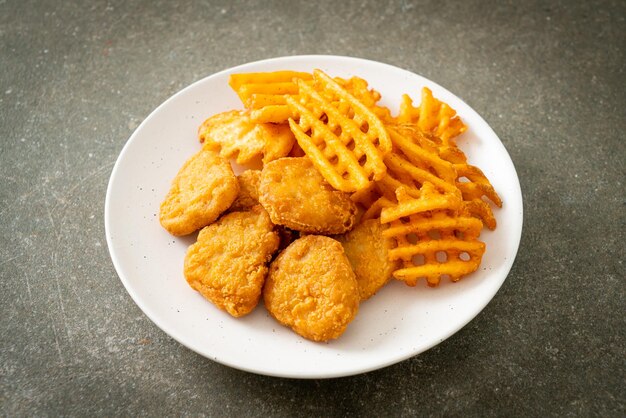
[105,55,523,378]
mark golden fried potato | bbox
[198,110,295,164]
[229,71,313,124]
[259,157,357,234]
[285,70,391,192]
[159,148,238,236]
[335,219,397,300]
[229,169,261,212]
[384,211,485,287]
[264,235,359,342]
[184,207,280,317]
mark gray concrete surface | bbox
[1,0,624,416]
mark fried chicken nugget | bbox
[160,148,238,236]
[259,157,357,234]
[229,169,261,212]
[264,235,359,342]
[184,206,280,317]
[336,219,398,300]
[198,110,295,164]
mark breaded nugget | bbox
[160,148,238,236]
[259,157,357,234]
[198,110,295,164]
[264,235,359,341]
[229,169,261,212]
[335,219,398,300]
[184,207,280,317]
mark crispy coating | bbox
[335,219,398,300]
[264,235,359,342]
[159,148,238,236]
[229,170,261,212]
[184,207,280,317]
[259,157,357,234]
[198,110,295,164]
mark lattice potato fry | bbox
[455,164,502,207]
[335,76,394,123]
[358,152,459,222]
[392,124,442,155]
[229,71,312,101]
[229,71,313,123]
[388,127,457,184]
[460,199,497,231]
[395,123,469,166]
[383,212,486,286]
[250,105,294,124]
[246,93,289,108]
[286,70,391,192]
[380,182,462,224]
[354,126,460,221]
[396,88,467,144]
[454,163,502,230]
[384,153,456,196]
[383,127,460,201]
[388,123,501,230]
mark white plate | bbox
[105,55,523,378]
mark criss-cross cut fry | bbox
[454,163,502,230]
[286,69,391,192]
[386,127,458,191]
[355,127,461,221]
[455,164,502,206]
[380,182,462,224]
[335,76,393,123]
[383,211,485,286]
[228,71,313,123]
[397,87,467,145]
[386,123,501,230]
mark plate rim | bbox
[105,54,524,378]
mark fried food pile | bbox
[159,69,502,342]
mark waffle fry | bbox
[455,164,502,206]
[386,127,458,192]
[229,71,312,123]
[386,122,501,229]
[354,126,462,222]
[335,76,393,123]
[397,87,467,145]
[286,69,391,192]
[380,182,462,224]
[460,199,497,231]
[198,110,295,164]
[455,163,502,230]
[383,211,486,286]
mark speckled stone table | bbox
[1,0,624,416]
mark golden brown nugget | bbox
[159,148,238,236]
[229,170,261,212]
[184,207,280,317]
[259,157,357,234]
[264,235,359,342]
[198,110,295,164]
[336,219,397,300]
